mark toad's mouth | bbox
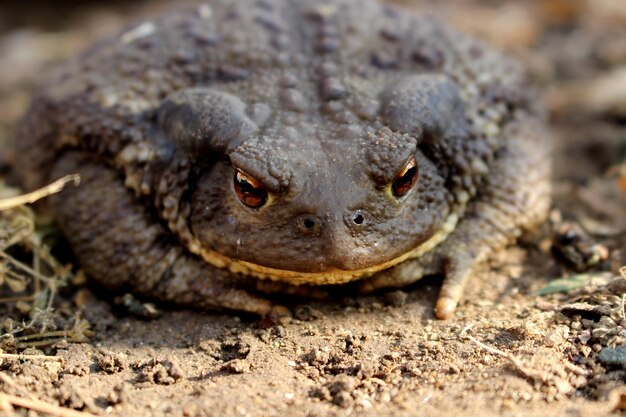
[186,214,458,286]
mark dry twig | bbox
[0,175,79,211]
[0,372,96,417]
[0,392,95,417]
[0,352,64,363]
[460,324,588,384]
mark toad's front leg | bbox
[359,116,551,319]
[51,152,288,317]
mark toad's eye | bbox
[392,156,419,197]
[234,170,268,209]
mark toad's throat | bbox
[187,214,458,285]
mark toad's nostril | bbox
[295,214,323,236]
[345,210,368,229]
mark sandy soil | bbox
[1,1,625,416]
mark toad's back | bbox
[19,0,526,179]
[16,0,550,319]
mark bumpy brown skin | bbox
[15,0,551,319]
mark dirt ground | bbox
[1,1,626,416]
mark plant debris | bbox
[538,272,614,296]
[0,177,90,353]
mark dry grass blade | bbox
[0,392,96,417]
[460,324,588,384]
[0,372,38,402]
[11,317,92,349]
[0,353,64,363]
[0,175,80,211]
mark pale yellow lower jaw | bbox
[185,214,458,286]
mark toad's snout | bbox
[292,209,371,238]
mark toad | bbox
[15,0,551,319]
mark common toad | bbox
[15,0,551,319]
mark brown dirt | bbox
[1,1,625,416]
